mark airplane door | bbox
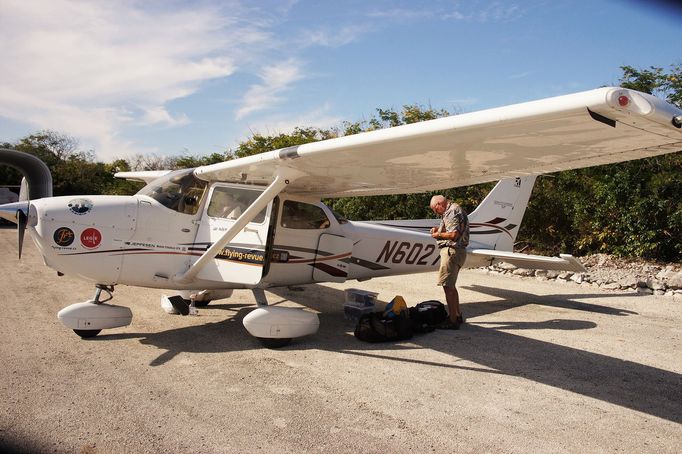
[313,233,353,283]
[194,184,273,285]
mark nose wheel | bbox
[73,328,101,338]
[57,285,132,338]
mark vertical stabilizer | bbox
[467,176,537,251]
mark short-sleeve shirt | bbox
[437,202,469,249]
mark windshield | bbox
[331,209,349,224]
[137,169,207,215]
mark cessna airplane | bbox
[1,87,681,346]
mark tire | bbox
[73,329,101,338]
[257,337,292,348]
[182,298,210,308]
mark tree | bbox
[518,64,682,260]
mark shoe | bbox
[436,319,460,330]
[456,315,465,324]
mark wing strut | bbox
[173,169,301,284]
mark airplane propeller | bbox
[0,201,31,259]
[17,205,28,259]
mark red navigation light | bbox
[618,95,630,107]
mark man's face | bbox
[431,199,447,215]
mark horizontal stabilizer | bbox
[470,249,586,273]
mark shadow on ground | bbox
[95,282,680,424]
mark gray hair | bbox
[430,194,446,209]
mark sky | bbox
[0,0,680,162]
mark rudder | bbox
[467,176,537,251]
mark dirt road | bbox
[1,227,681,453]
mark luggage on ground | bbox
[408,300,448,333]
[354,311,413,342]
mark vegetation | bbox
[1,64,680,261]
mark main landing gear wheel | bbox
[257,337,292,348]
[73,329,101,338]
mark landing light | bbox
[618,95,630,107]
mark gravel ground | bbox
[1,227,681,453]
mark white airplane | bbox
[1,87,681,346]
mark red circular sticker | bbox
[80,228,102,249]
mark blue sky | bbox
[0,0,680,162]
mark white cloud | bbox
[236,59,304,120]
[141,107,190,127]
[367,2,524,24]
[367,8,435,21]
[444,2,524,23]
[239,104,342,141]
[510,71,533,80]
[0,0,268,159]
[298,24,370,48]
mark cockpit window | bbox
[137,168,207,215]
[281,201,331,229]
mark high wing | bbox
[194,87,682,197]
[114,170,172,184]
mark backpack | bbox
[354,311,413,343]
[409,300,448,333]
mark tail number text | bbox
[376,241,438,265]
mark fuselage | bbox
[26,186,454,291]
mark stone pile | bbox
[482,253,682,300]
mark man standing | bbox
[429,195,470,329]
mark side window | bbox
[281,201,330,230]
[207,186,266,223]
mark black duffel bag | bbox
[354,312,413,342]
[409,300,448,332]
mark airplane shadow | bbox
[96,283,681,424]
[462,284,639,317]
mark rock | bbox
[667,272,682,290]
[656,269,677,280]
[647,278,667,291]
[570,273,584,284]
[665,291,675,298]
[498,262,517,271]
[602,282,620,290]
[546,270,560,279]
[636,287,653,295]
[512,268,534,277]
[654,290,665,296]
[636,280,648,288]
[557,271,574,280]
[535,270,548,278]
[618,278,635,289]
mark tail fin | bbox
[468,176,537,251]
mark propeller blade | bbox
[17,208,27,259]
